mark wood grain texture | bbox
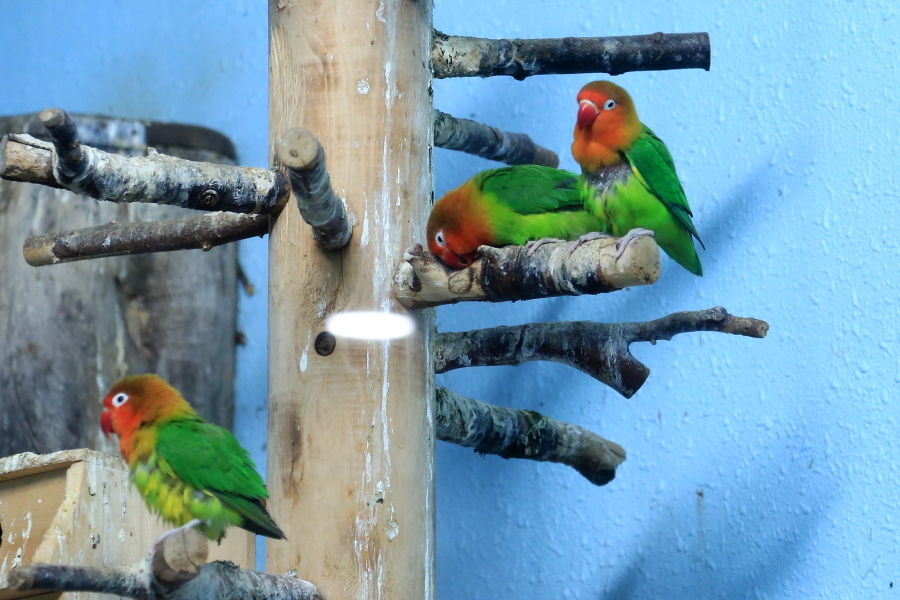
[0,450,254,600]
[268,1,435,599]
[0,116,239,457]
[394,237,661,309]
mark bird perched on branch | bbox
[426,164,607,268]
[100,374,285,542]
[571,80,704,275]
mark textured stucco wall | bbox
[2,1,898,598]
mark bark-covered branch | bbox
[276,127,352,250]
[4,529,324,600]
[433,109,558,167]
[0,133,61,188]
[433,31,711,79]
[393,237,660,309]
[435,386,626,486]
[0,110,289,213]
[23,212,268,266]
[434,307,769,398]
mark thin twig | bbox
[433,31,711,79]
[433,307,769,398]
[433,109,558,167]
[435,386,626,486]
[393,237,660,309]
[276,127,352,250]
[22,212,268,266]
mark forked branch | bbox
[433,307,769,398]
[4,528,323,600]
[436,386,626,486]
[394,237,660,309]
[433,31,711,79]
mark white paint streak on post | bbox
[267,1,435,599]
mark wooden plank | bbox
[0,450,254,600]
[267,1,435,599]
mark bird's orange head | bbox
[571,80,643,172]
[100,375,195,457]
[426,181,492,269]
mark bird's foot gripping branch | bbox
[4,528,324,600]
[393,236,660,308]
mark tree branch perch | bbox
[276,128,353,250]
[436,386,625,486]
[433,31,711,79]
[0,110,289,213]
[22,212,268,266]
[433,109,558,167]
[393,237,660,309]
[4,529,324,600]
[433,307,769,398]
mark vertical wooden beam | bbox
[268,2,434,600]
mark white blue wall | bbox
[3,1,898,597]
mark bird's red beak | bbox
[100,410,114,440]
[577,100,599,130]
[440,249,474,269]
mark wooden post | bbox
[268,2,434,600]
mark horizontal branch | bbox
[433,307,769,398]
[276,127,352,250]
[433,109,558,167]
[435,386,626,486]
[23,212,268,266]
[433,31,711,79]
[0,109,289,213]
[5,528,323,600]
[393,237,659,309]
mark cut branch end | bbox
[277,127,353,251]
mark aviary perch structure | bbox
[0,9,770,600]
[0,450,254,600]
[6,527,321,600]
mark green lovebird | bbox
[100,374,285,542]
[570,80,705,276]
[426,164,608,268]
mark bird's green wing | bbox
[156,419,284,539]
[625,126,704,247]
[475,165,584,215]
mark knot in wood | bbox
[315,331,336,356]
[447,269,473,294]
[199,189,220,207]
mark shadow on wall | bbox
[601,448,832,599]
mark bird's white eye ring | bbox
[112,393,129,407]
[603,99,616,111]
[435,231,446,247]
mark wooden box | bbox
[0,449,255,600]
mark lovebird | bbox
[426,164,608,268]
[100,374,285,542]
[570,80,705,275]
